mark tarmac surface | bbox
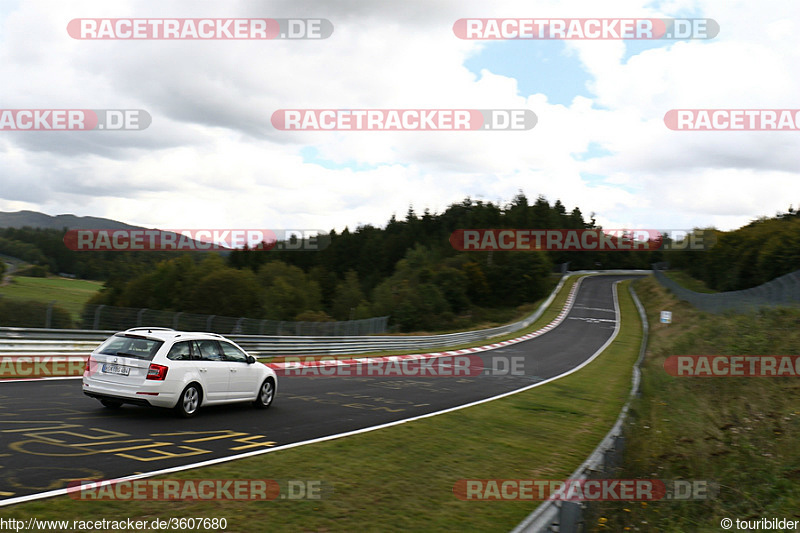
[0,274,637,505]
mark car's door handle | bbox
[230,368,237,372]
[199,368,207,372]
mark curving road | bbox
[0,274,638,506]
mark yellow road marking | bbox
[19,428,129,444]
[1,423,81,432]
[230,436,276,451]
[76,439,160,447]
[152,430,249,443]
[77,442,174,454]
[116,446,209,461]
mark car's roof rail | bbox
[182,331,224,338]
[124,327,176,333]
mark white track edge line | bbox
[0,274,631,509]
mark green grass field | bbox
[0,276,103,320]
[0,276,643,532]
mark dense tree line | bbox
[7,197,799,331]
[670,208,800,291]
[84,194,590,330]
[0,227,191,282]
[0,195,681,331]
[227,193,658,292]
[90,197,798,330]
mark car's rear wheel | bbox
[253,378,275,409]
[100,399,122,409]
[175,384,201,418]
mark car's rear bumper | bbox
[83,390,153,407]
[82,378,179,408]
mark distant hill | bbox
[0,210,229,256]
[0,210,143,230]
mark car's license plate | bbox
[102,364,130,376]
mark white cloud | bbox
[0,0,797,233]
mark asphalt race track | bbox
[0,274,639,505]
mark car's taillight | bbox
[146,363,168,381]
[84,357,91,373]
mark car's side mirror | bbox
[246,355,256,364]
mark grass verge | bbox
[0,278,642,532]
[662,270,718,293]
[586,276,800,532]
[266,273,581,363]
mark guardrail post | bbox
[234,317,244,334]
[774,276,789,304]
[559,501,583,533]
[137,308,148,327]
[93,304,105,330]
[45,300,55,328]
[791,272,800,301]
[604,436,620,474]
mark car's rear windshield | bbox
[96,334,164,361]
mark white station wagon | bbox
[83,328,276,417]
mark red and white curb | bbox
[0,277,586,381]
[267,277,584,372]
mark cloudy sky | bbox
[0,0,797,233]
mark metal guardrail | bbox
[1,271,650,530]
[82,304,390,336]
[0,275,571,360]
[652,264,800,313]
[0,296,390,334]
[511,282,649,533]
